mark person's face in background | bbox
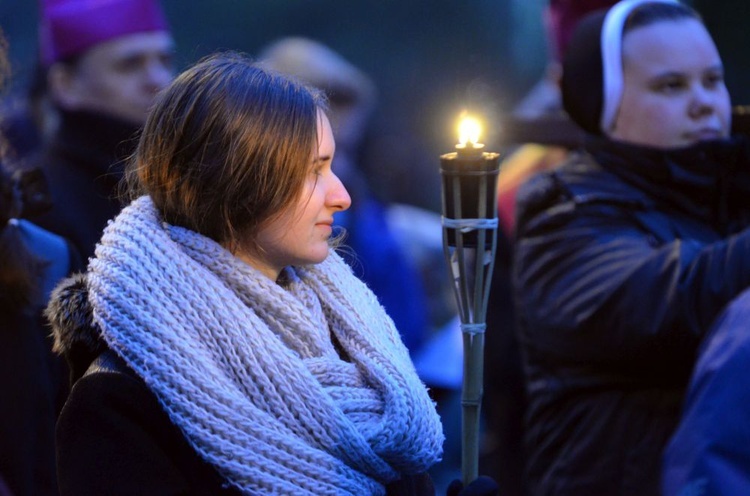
[608,18,731,149]
[237,110,351,281]
[50,31,175,125]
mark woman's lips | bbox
[685,128,722,141]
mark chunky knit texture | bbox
[85,196,444,495]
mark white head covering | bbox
[599,0,679,132]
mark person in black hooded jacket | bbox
[20,0,175,262]
[512,1,750,494]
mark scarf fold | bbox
[87,196,444,495]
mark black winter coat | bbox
[49,276,436,496]
[27,108,140,261]
[58,350,244,495]
[513,136,750,495]
[0,312,61,496]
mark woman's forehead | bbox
[621,19,721,76]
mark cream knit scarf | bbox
[86,196,444,495]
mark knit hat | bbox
[560,0,678,135]
[259,37,376,113]
[39,0,169,67]
[258,37,377,154]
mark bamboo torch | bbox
[439,114,500,485]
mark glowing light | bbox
[457,115,482,147]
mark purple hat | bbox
[39,0,169,67]
[547,0,620,61]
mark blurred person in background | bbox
[0,28,75,496]
[494,0,619,233]
[21,0,175,262]
[662,283,750,494]
[0,63,54,166]
[481,2,618,495]
[512,1,750,494]
[2,3,174,491]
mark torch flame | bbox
[458,115,482,146]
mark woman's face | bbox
[608,18,731,149]
[238,110,351,280]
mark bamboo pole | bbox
[440,147,500,487]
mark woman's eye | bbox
[704,73,724,87]
[655,79,684,93]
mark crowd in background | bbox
[2,0,750,495]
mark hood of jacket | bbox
[46,273,107,384]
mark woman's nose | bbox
[144,58,173,93]
[328,173,352,212]
[689,85,717,118]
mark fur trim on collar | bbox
[46,273,106,382]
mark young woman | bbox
[511,1,750,494]
[49,52,445,495]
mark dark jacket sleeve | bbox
[514,172,750,370]
[56,369,238,496]
[662,288,750,495]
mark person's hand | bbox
[446,476,499,496]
